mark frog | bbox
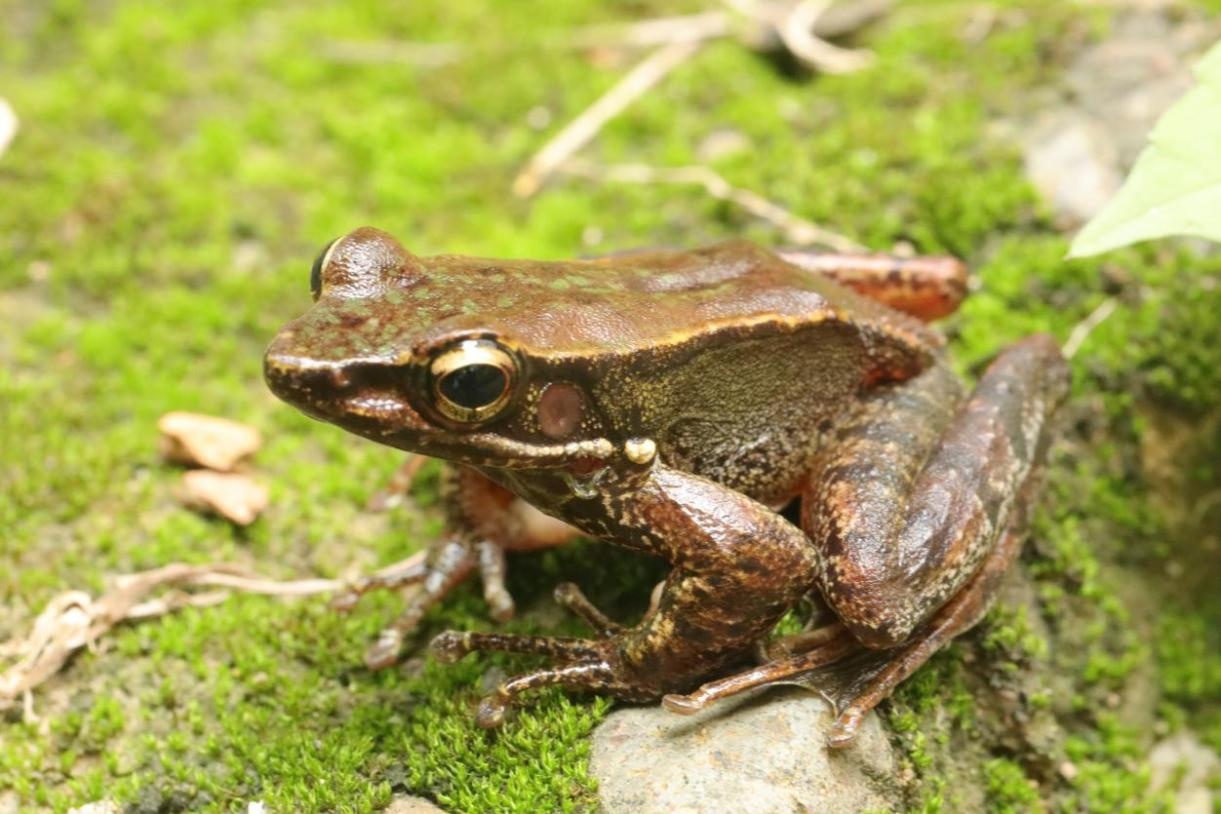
[264,227,1069,746]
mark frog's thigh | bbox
[777,249,967,321]
[804,334,1069,649]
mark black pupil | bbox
[439,365,507,410]
[310,239,336,300]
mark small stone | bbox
[696,129,752,163]
[158,411,262,472]
[1149,732,1220,814]
[384,795,448,814]
[67,803,119,814]
[526,105,552,130]
[582,225,604,247]
[591,688,900,814]
[178,470,268,525]
[1022,115,1121,228]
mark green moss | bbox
[981,604,1049,667]
[984,758,1044,814]
[2,0,1218,811]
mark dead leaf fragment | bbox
[179,470,268,525]
[158,411,262,471]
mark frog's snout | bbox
[263,345,348,418]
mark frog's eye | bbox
[429,340,517,423]
[310,238,339,301]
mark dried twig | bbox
[1062,297,1118,359]
[316,39,465,68]
[559,159,866,252]
[513,1,887,197]
[321,1,891,65]
[723,0,875,72]
[774,0,875,73]
[513,39,704,198]
[565,11,735,50]
[0,563,351,713]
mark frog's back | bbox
[415,240,937,360]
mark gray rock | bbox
[1019,8,1220,226]
[1023,115,1122,227]
[383,795,449,813]
[591,689,901,814]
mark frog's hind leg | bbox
[809,334,1067,650]
[777,249,968,321]
[668,336,1062,738]
[821,487,1033,745]
[665,336,1066,744]
[806,333,1067,742]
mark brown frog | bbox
[264,228,1068,745]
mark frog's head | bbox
[264,227,620,470]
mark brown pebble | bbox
[158,411,262,472]
[178,470,268,525]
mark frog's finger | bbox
[330,550,429,612]
[553,582,624,637]
[662,631,857,716]
[363,539,477,669]
[477,541,515,622]
[429,631,603,663]
[365,453,429,512]
[755,620,846,662]
[476,661,616,729]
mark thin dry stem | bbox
[0,562,351,712]
[513,39,704,198]
[560,159,866,253]
[776,0,875,73]
[1062,297,1118,359]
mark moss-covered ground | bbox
[2,1,1218,811]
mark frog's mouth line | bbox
[341,393,618,470]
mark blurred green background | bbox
[2,1,1218,811]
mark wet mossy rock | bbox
[1,1,1219,812]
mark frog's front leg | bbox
[665,334,1069,745]
[430,463,819,726]
[336,464,581,668]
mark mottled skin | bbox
[264,227,1068,744]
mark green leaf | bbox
[1068,40,1221,258]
